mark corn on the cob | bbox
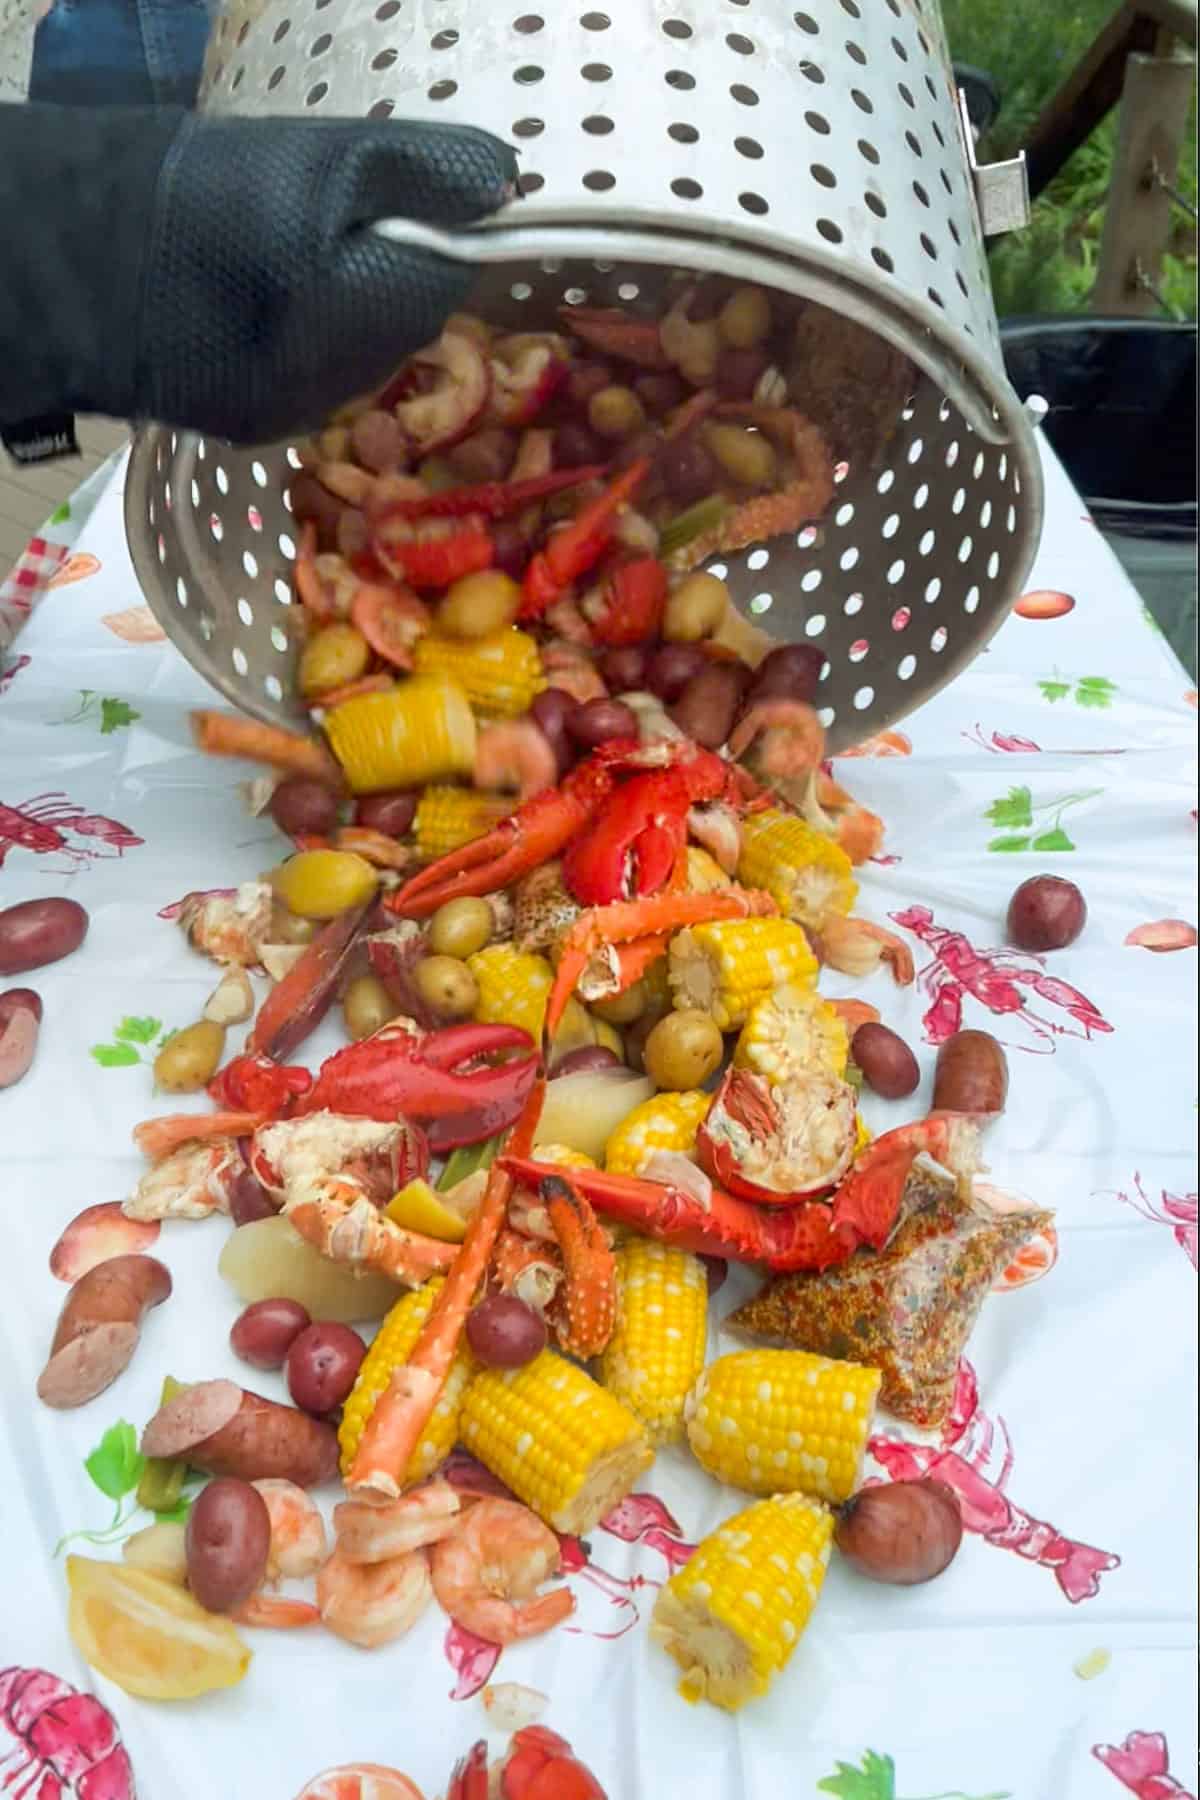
[604,1089,711,1175]
[736,809,857,931]
[413,628,544,718]
[459,1348,654,1534]
[600,1240,709,1445]
[650,1493,833,1710]
[854,1114,871,1153]
[685,847,732,892]
[734,986,849,1082]
[669,918,818,1032]
[468,944,554,1042]
[685,1347,879,1504]
[536,1144,598,1170]
[338,1278,474,1482]
[414,786,507,860]
[324,676,476,794]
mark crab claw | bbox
[835,1113,985,1250]
[501,1157,856,1273]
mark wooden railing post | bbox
[1091,39,1197,313]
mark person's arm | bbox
[0,102,516,457]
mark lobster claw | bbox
[293,1021,541,1153]
[500,1726,609,1800]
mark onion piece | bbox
[534,1069,654,1161]
[642,1151,712,1206]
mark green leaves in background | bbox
[54,688,140,734]
[1037,674,1116,709]
[817,1748,1009,1800]
[90,1016,168,1068]
[49,501,71,525]
[983,786,1100,853]
[84,1421,144,1501]
[818,1751,896,1800]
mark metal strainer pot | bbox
[124,0,1043,753]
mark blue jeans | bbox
[30,0,217,108]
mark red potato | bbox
[185,1477,272,1615]
[932,1029,1009,1116]
[286,1322,366,1415]
[0,987,41,1088]
[230,1298,311,1371]
[48,1202,161,1284]
[37,1255,172,1410]
[140,1377,339,1487]
[669,661,750,750]
[1006,875,1087,952]
[851,1022,920,1100]
[0,898,88,977]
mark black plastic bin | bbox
[1001,317,1196,674]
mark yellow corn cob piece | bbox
[669,918,818,1032]
[685,1347,880,1504]
[414,786,508,860]
[734,985,849,1082]
[736,809,858,931]
[685,846,732,892]
[468,944,554,1042]
[324,676,476,794]
[600,1240,709,1446]
[413,628,544,718]
[650,1493,833,1711]
[604,1089,712,1175]
[855,1114,871,1153]
[338,1278,474,1482]
[535,1144,598,1170]
[460,1349,654,1534]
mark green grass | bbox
[941,0,1197,318]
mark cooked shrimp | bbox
[429,1497,575,1645]
[726,697,826,784]
[233,1591,322,1629]
[474,719,558,803]
[316,1547,432,1649]
[253,1479,328,1580]
[540,638,607,701]
[334,1480,461,1565]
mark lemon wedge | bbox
[385,1178,469,1242]
[67,1556,250,1699]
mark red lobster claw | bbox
[208,1053,312,1115]
[501,1726,608,1800]
[445,1740,489,1800]
[293,1021,540,1152]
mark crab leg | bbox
[190,709,342,786]
[133,1111,268,1161]
[574,932,671,1005]
[282,1176,458,1284]
[834,1112,984,1250]
[541,1174,617,1359]
[346,1078,546,1501]
[502,1156,856,1273]
[387,775,609,919]
[546,886,776,1042]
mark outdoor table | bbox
[0,434,1195,1800]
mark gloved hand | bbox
[0,103,517,449]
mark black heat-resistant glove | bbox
[0,103,517,455]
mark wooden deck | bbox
[0,418,128,573]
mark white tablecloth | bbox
[1,438,1195,1800]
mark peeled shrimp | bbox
[727,698,826,784]
[333,1480,461,1565]
[429,1497,575,1645]
[316,1547,433,1649]
[474,719,558,803]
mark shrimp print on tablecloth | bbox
[0,1665,135,1800]
[0,793,143,872]
[1104,1175,1197,1271]
[438,1459,695,1698]
[866,1360,1120,1604]
[1093,1730,1197,1800]
[889,904,1112,1051]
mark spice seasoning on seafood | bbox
[726,1167,1054,1429]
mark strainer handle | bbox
[372,218,542,264]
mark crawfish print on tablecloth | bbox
[1104,1174,1197,1271]
[439,1459,695,1699]
[0,793,143,872]
[817,1748,1008,1800]
[983,783,1102,854]
[889,904,1113,1051]
[0,1666,135,1800]
[1094,1731,1197,1800]
[867,1360,1120,1604]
